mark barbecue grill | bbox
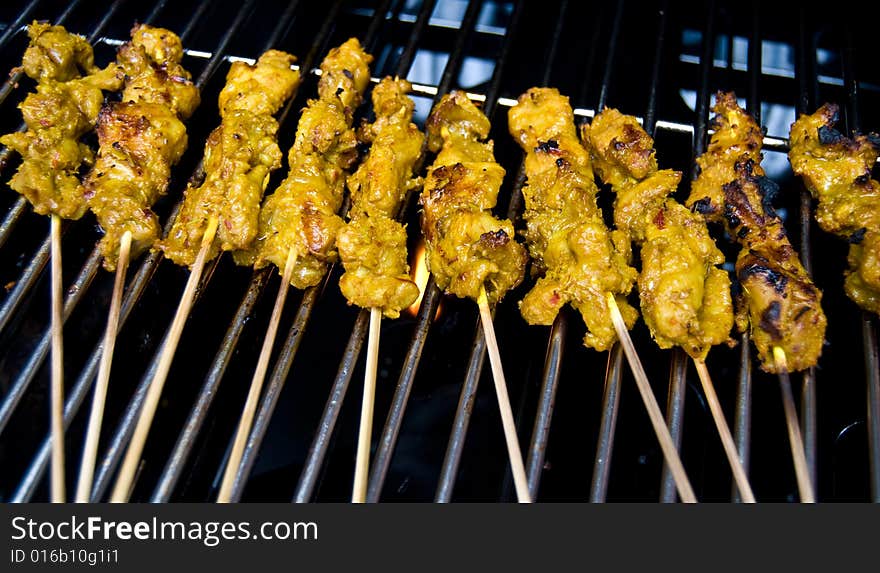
[0,0,878,503]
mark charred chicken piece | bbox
[1,22,124,219]
[84,24,200,270]
[337,77,423,318]
[508,88,637,351]
[586,107,733,359]
[724,160,827,373]
[421,91,527,306]
[789,103,880,315]
[237,38,373,289]
[159,50,299,267]
[688,91,765,221]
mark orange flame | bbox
[407,241,430,316]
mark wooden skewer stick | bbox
[772,346,816,503]
[217,245,298,503]
[352,307,382,503]
[477,286,531,503]
[75,230,133,503]
[109,217,219,503]
[693,358,756,503]
[49,214,65,503]
[605,292,697,503]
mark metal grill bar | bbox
[729,1,765,504]
[659,350,687,502]
[0,245,100,436]
[842,24,880,502]
[791,5,818,493]
[590,346,624,500]
[517,0,570,502]
[294,0,484,504]
[589,3,644,504]
[525,314,565,498]
[659,0,717,503]
[0,0,41,54]
[6,0,256,502]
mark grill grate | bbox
[0,0,878,502]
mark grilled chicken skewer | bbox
[508,88,696,502]
[217,38,372,502]
[508,89,638,351]
[789,103,880,316]
[689,92,825,502]
[585,106,752,502]
[107,48,298,503]
[688,92,827,374]
[337,77,423,502]
[422,91,530,501]
[76,24,200,503]
[1,21,125,502]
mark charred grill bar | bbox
[0,0,878,503]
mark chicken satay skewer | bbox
[605,293,697,503]
[109,217,218,502]
[421,92,531,502]
[216,39,373,502]
[49,214,65,502]
[340,77,425,503]
[2,22,129,502]
[508,90,695,502]
[689,92,825,502]
[76,25,200,502]
[773,347,815,502]
[585,105,752,501]
[75,230,131,502]
[106,46,298,502]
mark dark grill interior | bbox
[0,0,878,502]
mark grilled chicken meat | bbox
[84,24,200,270]
[508,88,636,351]
[1,22,124,219]
[236,38,372,289]
[693,93,826,373]
[158,50,299,267]
[586,108,733,359]
[337,77,422,318]
[789,103,880,315]
[687,91,765,221]
[19,21,97,82]
[421,91,527,305]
